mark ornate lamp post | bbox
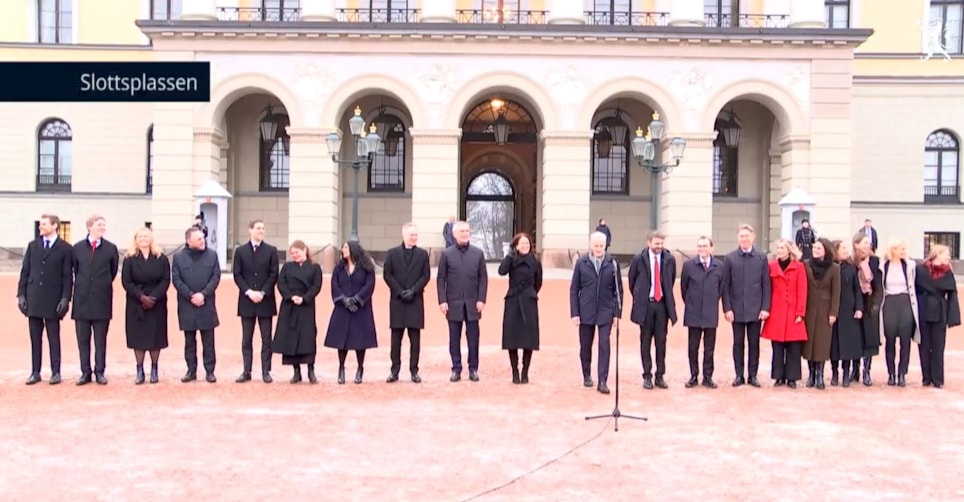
[631,112,686,231]
[325,106,383,242]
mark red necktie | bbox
[253,244,259,253]
[91,241,97,261]
[704,261,709,271]
[653,256,662,302]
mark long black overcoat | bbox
[498,252,542,350]
[171,247,221,331]
[121,252,170,350]
[71,238,119,321]
[382,244,430,330]
[273,260,323,357]
[436,244,488,322]
[17,237,73,319]
[324,263,378,350]
[680,256,724,329]
[721,247,771,323]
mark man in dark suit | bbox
[594,218,612,250]
[858,219,878,253]
[680,236,724,389]
[71,215,119,386]
[437,220,488,382]
[17,213,73,385]
[383,222,431,383]
[722,224,771,388]
[172,226,222,383]
[442,215,456,248]
[629,230,677,390]
[570,231,623,394]
[232,219,279,384]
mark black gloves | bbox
[400,289,414,302]
[17,296,27,315]
[347,302,359,313]
[55,298,69,318]
[340,296,354,310]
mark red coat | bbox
[761,259,809,342]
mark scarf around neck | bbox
[809,256,832,281]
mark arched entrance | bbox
[465,171,515,259]
[459,96,540,260]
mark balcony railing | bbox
[455,9,547,24]
[705,14,789,28]
[924,184,960,204]
[337,8,420,23]
[217,7,300,22]
[584,10,669,26]
[36,174,72,193]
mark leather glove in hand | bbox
[347,303,359,313]
[400,289,414,302]
[55,299,69,318]
[17,296,27,315]
[341,297,355,310]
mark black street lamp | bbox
[631,112,687,232]
[325,106,383,242]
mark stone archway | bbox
[464,170,517,260]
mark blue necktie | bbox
[44,240,50,250]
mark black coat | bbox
[915,265,961,331]
[171,247,221,331]
[437,244,488,322]
[569,253,623,326]
[832,262,865,361]
[498,253,542,350]
[595,224,612,248]
[273,260,323,357]
[232,241,279,318]
[382,244,430,330]
[121,252,170,350]
[70,238,119,321]
[721,247,772,323]
[680,256,724,328]
[324,263,378,350]
[859,255,883,356]
[795,228,816,261]
[628,249,678,326]
[17,237,73,319]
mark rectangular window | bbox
[35,220,72,243]
[38,0,72,44]
[924,231,961,259]
[712,145,738,197]
[824,0,850,28]
[704,0,736,27]
[151,0,183,20]
[930,0,964,54]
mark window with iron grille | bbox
[924,231,961,259]
[36,118,72,193]
[924,129,960,203]
[591,116,630,195]
[259,114,291,191]
[368,114,406,192]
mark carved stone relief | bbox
[290,62,337,127]
[545,65,593,129]
[667,67,714,129]
[416,64,461,128]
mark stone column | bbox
[658,132,716,254]
[300,0,337,22]
[788,0,826,28]
[409,129,461,261]
[150,103,197,249]
[546,0,586,25]
[766,148,784,249]
[540,131,593,268]
[421,0,456,23]
[180,0,218,21]
[287,127,340,269]
[668,0,706,27]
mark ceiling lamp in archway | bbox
[492,112,510,145]
[721,109,741,148]
[259,104,285,141]
[594,125,613,158]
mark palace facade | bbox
[0,0,962,266]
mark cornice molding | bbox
[194,127,224,143]
[678,132,718,147]
[286,127,336,141]
[778,134,810,150]
[409,128,462,144]
[540,130,594,146]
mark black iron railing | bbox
[36,173,71,192]
[705,13,789,28]
[217,7,300,22]
[924,184,960,203]
[336,8,420,23]
[455,9,547,24]
[584,11,669,26]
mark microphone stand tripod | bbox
[585,258,647,432]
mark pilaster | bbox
[659,132,716,253]
[540,130,593,268]
[150,103,196,248]
[410,128,461,250]
[287,127,339,258]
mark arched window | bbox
[261,0,300,21]
[147,125,154,194]
[150,0,183,20]
[591,116,629,195]
[259,114,290,191]
[368,114,406,192]
[712,118,738,197]
[465,171,515,260]
[37,0,73,44]
[924,129,960,203]
[37,118,72,192]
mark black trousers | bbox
[687,327,717,379]
[732,321,761,378]
[184,329,216,374]
[448,305,480,372]
[390,328,421,375]
[920,321,947,385]
[771,340,803,381]
[579,323,612,383]
[240,316,273,374]
[640,300,669,378]
[76,319,110,375]
[28,317,61,374]
[882,294,914,376]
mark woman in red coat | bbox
[761,239,809,388]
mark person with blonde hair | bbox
[830,239,865,388]
[879,239,921,387]
[71,215,120,386]
[761,239,808,388]
[914,244,960,388]
[121,227,170,384]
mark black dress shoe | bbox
[77,373,92,386]
[387,372,399,383]
[25,373,41,385]
[702,378,717,389]
[887,374,896,386]
[787,380,797,388]
[897,374,906,387]
[450,371,461,382]
[354,368,364,384]
[520,368,529,384]
[732,376,745,387]
[583,376,594,387]
[290,367,303,384]
[685,376,699,388]
[95,374,108,385]
[655,377,668,389]
[149,365,159,384]
[49,373,62,385]
[307,367,317,384]
[830,370,839,387]
[597,383,610,394]
[933,383,943,389]
[774,379,786,387]
[262,372,273,383]
[135,366,145,385]
[236,372,252,383]
[181,371,197,383]
[643,377,654,390]
[469,370,479,382]
[338,367,346,384]
[411,373,421,383]
[748,376,761,388]
[205,373,217,383]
